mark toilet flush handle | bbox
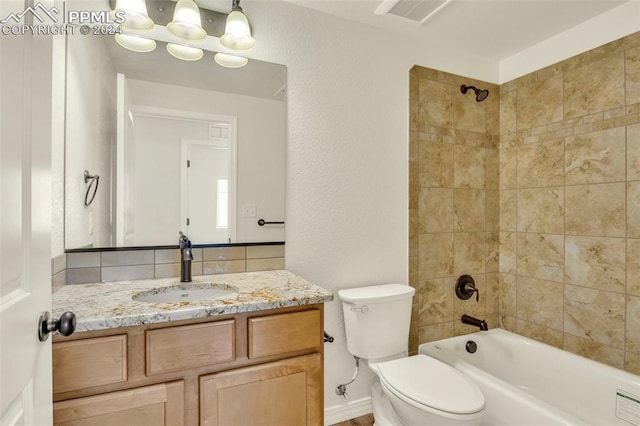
[350,305,369,313]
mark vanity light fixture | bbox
[167,43,204,61]
[111,0,154,31]
[214,52,248,68]
[220,0,256,50]
[115,33,157,52]
[167,0,207,41]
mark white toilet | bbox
[339,284,485,426]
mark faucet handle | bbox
[455,275,479,302]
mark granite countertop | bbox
[52,270,333,332]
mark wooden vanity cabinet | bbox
[52,304,324,426]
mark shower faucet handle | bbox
[455,275,479,302]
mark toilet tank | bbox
[338,284,415,360]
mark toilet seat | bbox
[377,355,485,415]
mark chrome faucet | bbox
[461,314,488,331]
[179,231,193,282]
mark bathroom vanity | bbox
[51,270,332,426]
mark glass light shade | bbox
[220,10,256,50]
[167,0,207,41]
[167,43,204,61]
[214,52,248,68]
[115,33,156,52]
[111,0,154,31]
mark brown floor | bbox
[331,414,375,426]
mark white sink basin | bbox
[133,284,238,303]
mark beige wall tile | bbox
[485,273,500,314]
[485,232,499,273]
[626,295,640,354]
[517,187,564,234]
[155,249,181,264]
[453,232,485,275]
[246,245,284,259]
[517,276,564,330]
[454,145,485,189]
[102,265,154,282]
[454,189,485,231]
[625,352,640,375]
[419,79,454,128]
[202,260,245,275]
[419,142,454,187]
[246,257,285,272]
[628,239,640,296]
[499,232,517,274]
[418,278,454,326]
[500,314,517,332]
[517,74,564,130]
[486,190,499,232]
[409,256,418,287]
[418,233,454,279]
[409,211,418,257]
[564,53,625,119]
[626,46,640,105]
[454,90,486,133]
[563,334,624,369]
[628,124,640,181]
[565,236,626,292]
[52,253,66,275]
[565,127,626,184]
[499,190,517,232]
[67,252,100,268]
[517,320,563,348]
[409,161,419,209]
[419,188,454,233]
[517,233,564,282]
[66,267,100,285]
[499,147,517,190]
[517,139,564,188]
[565,183,626,237]
[101,250,154,267]
[486,148,499,190]
[419,322,453,344]
[564,284,625,348]
[500,89,517,135]
[203,246,246,261]
[154,263,181,279]
[629,182,640,238]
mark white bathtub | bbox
[419,328,640,425]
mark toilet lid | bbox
[377,355,485,415]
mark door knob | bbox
[38,311,76,342]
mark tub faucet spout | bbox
[179,231,193,283]
[461,314,488,331]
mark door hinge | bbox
[187,218,190,226]
[187,160,191,167]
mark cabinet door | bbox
[200,354,322,426]
[53,381,184,426]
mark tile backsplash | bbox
[53,244,284,287]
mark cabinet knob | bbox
[38,311,77,342]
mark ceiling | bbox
[283,0,629,60]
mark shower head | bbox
[461,85,489,102]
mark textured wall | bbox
[499,31,640,374]
[408,67,500,353]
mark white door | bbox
[0,1,55,424]
[182,139,236,244]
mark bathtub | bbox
[419,328,640,425]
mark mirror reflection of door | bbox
[182,138,236,244]
[115,93,237,246]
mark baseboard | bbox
[324,397,373,425]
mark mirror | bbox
[64,31,286,250]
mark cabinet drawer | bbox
[248,309,321,359]
[146,320,235,376]
[54,381,184,426]
[53,335,127,394]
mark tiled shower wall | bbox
[410,31,640,374]
[408,67,500,353]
